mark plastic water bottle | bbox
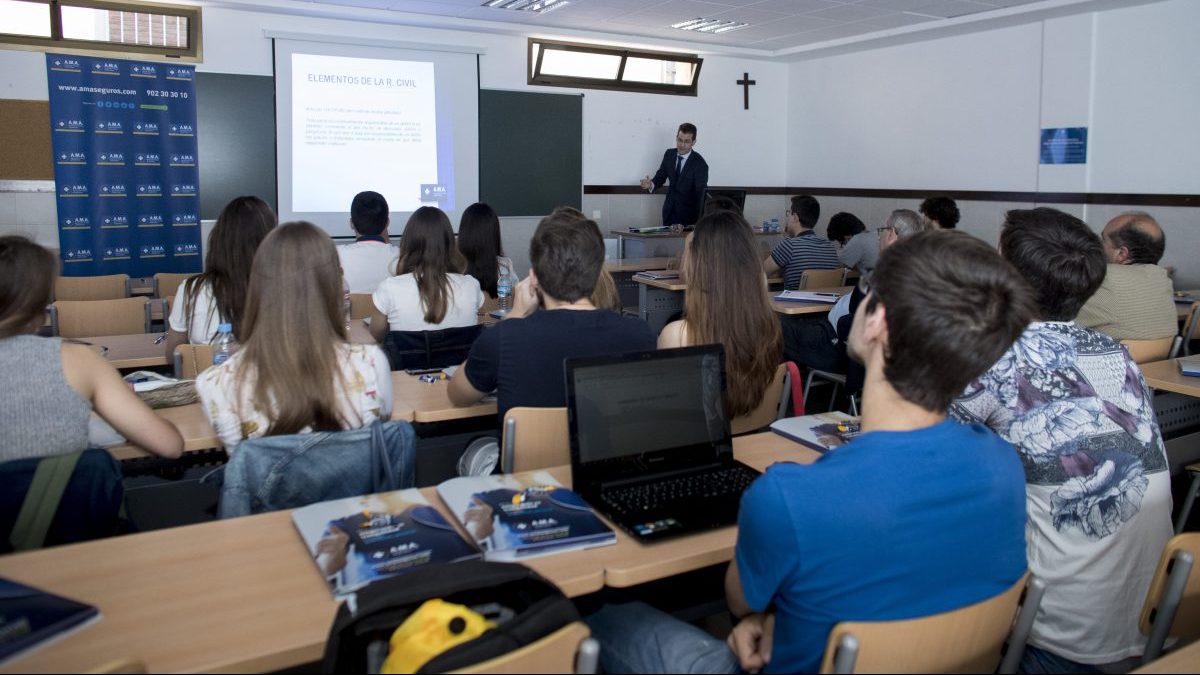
[211,323,238,366]
[342,277,352,330]
[496,268,517,314]
[771,217,781,233]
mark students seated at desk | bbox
[165,195,276,357]
[587,231,1035,674]
[1075,211,1177,341]
[827,211,878,277]
[369,207,483,341]
[0,236,182,461]
[458,202,514,301]
[951,208,1172,674]
[658,211,782,418]
[338,190,399,294]
[763,194,840,291]
[448,212,655,421]
[196,222,392,449]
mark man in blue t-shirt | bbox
[448,212,655,422]
[586,231,1036,674]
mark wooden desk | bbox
[77,333,169,370]
[770,287,853,316]
[1140,359,1200,397]
[1132,638,1200,673]
[634,276,844,333]
[0,432,805,674]
[603,257,673,273]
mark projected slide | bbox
[292,54,443,213]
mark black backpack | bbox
[322,561,580,673]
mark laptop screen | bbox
[565,346,731,480]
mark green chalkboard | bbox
[196,73,277,219]
[479,89,581,217]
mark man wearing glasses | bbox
[640,123,708,228]
[763,195,840,291]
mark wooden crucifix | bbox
[737,72,756,110]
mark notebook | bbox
[565,345,760,542]
[0,577,99,665]
[770,412,860,454]
[1178,355,1200,377]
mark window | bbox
[528,38,701,96]
[0,0,201,60]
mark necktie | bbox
[676,154,684,176]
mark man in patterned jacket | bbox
[951,207,1172,674]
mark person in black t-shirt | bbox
[447,213,655,422]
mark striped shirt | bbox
[771,231,841,290]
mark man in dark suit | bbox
[640,122,709,228]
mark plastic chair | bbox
[502,407,569,474]
[800,269,845,290]
[1123,337,1177,364]
[1180,302,1200,357]
[349,293,375,321]
[1139,533,1200,663]
[153,273,195,301]
[54,274,129,301]
[731,363,790,435]
[452,622,599,674]
[173,344,215,379]
[820,574,1045,674]
[51,298,150,338]
[0,449,125,553]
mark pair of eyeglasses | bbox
[876,226,895,235]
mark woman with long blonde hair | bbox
[658,211,782,418]
[196,222,392,448]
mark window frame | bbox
[0,0,202,61]
[528,38,702,97]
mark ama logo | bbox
[174,243,200,257]
[135,153,161,166]
[57,151,87,164]
[168,123,194,136]
[98,183,127,197]
[62,216,91,230]
[91,61,120,76]
[129,64,157,78]
[137,183,163,197]
[138,214,164,227]
[60,184,88,197]
[103,246,132,261]
[63,248,93,263]
[101,215,130,228]
[172,213,198,226]
[166,67,194,81]
[171,183,198,197]
[97,152,126,165]
[170,153,196,166]
[134,122,160,135]
[140,244,167,259]
[55,118,85,132]
[95,120,123,133]
[50,58,82,72]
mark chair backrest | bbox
[800,268,845,290]
[1182,302,1200,357]
[841,268,860,286]
[382,324,485,371]
[52,298,149,338]
[819,573,1043,674]
[731,363,789,435]
[502,407,569,474]
[1139,533,1200,661]
[154,272,195,301]
[348,293,375,321]
[0,449,124,553]
[54,274,129,301]
[452,622,597,674]
[1122,337,1175,364]
[173,344,215,379]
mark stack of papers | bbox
[1178,356,1200,377]
[633,269,681,281]
[773,290,842,304]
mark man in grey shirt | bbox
[1076,212,1177,341]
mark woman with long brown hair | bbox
[658,211,783,418]
[369,206,483,341]
[196,222,392,448]
[165,195,275,357]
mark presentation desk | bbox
[108,373,497,460]
[610,229,783,259]
[0,431,816,674]
[635,277,850,333]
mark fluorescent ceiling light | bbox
[670,17,748,34]
[483,0,571,13]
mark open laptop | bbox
[564,345,761,542]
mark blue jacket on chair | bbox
[212,421,417,518]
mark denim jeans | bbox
[1018,645,1141,675]
[585,602,741,675]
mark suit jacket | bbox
[650,148,708,227]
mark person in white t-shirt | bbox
[196,221,392,449]
[338,190,399,294]
[369,207,484,340]
[165,196,276,357]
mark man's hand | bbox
[726,613,775,674]
[507,276,540,319]
[640,175,653,191]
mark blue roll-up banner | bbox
[47,54,201,277]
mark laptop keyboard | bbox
[601,465,760,516]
